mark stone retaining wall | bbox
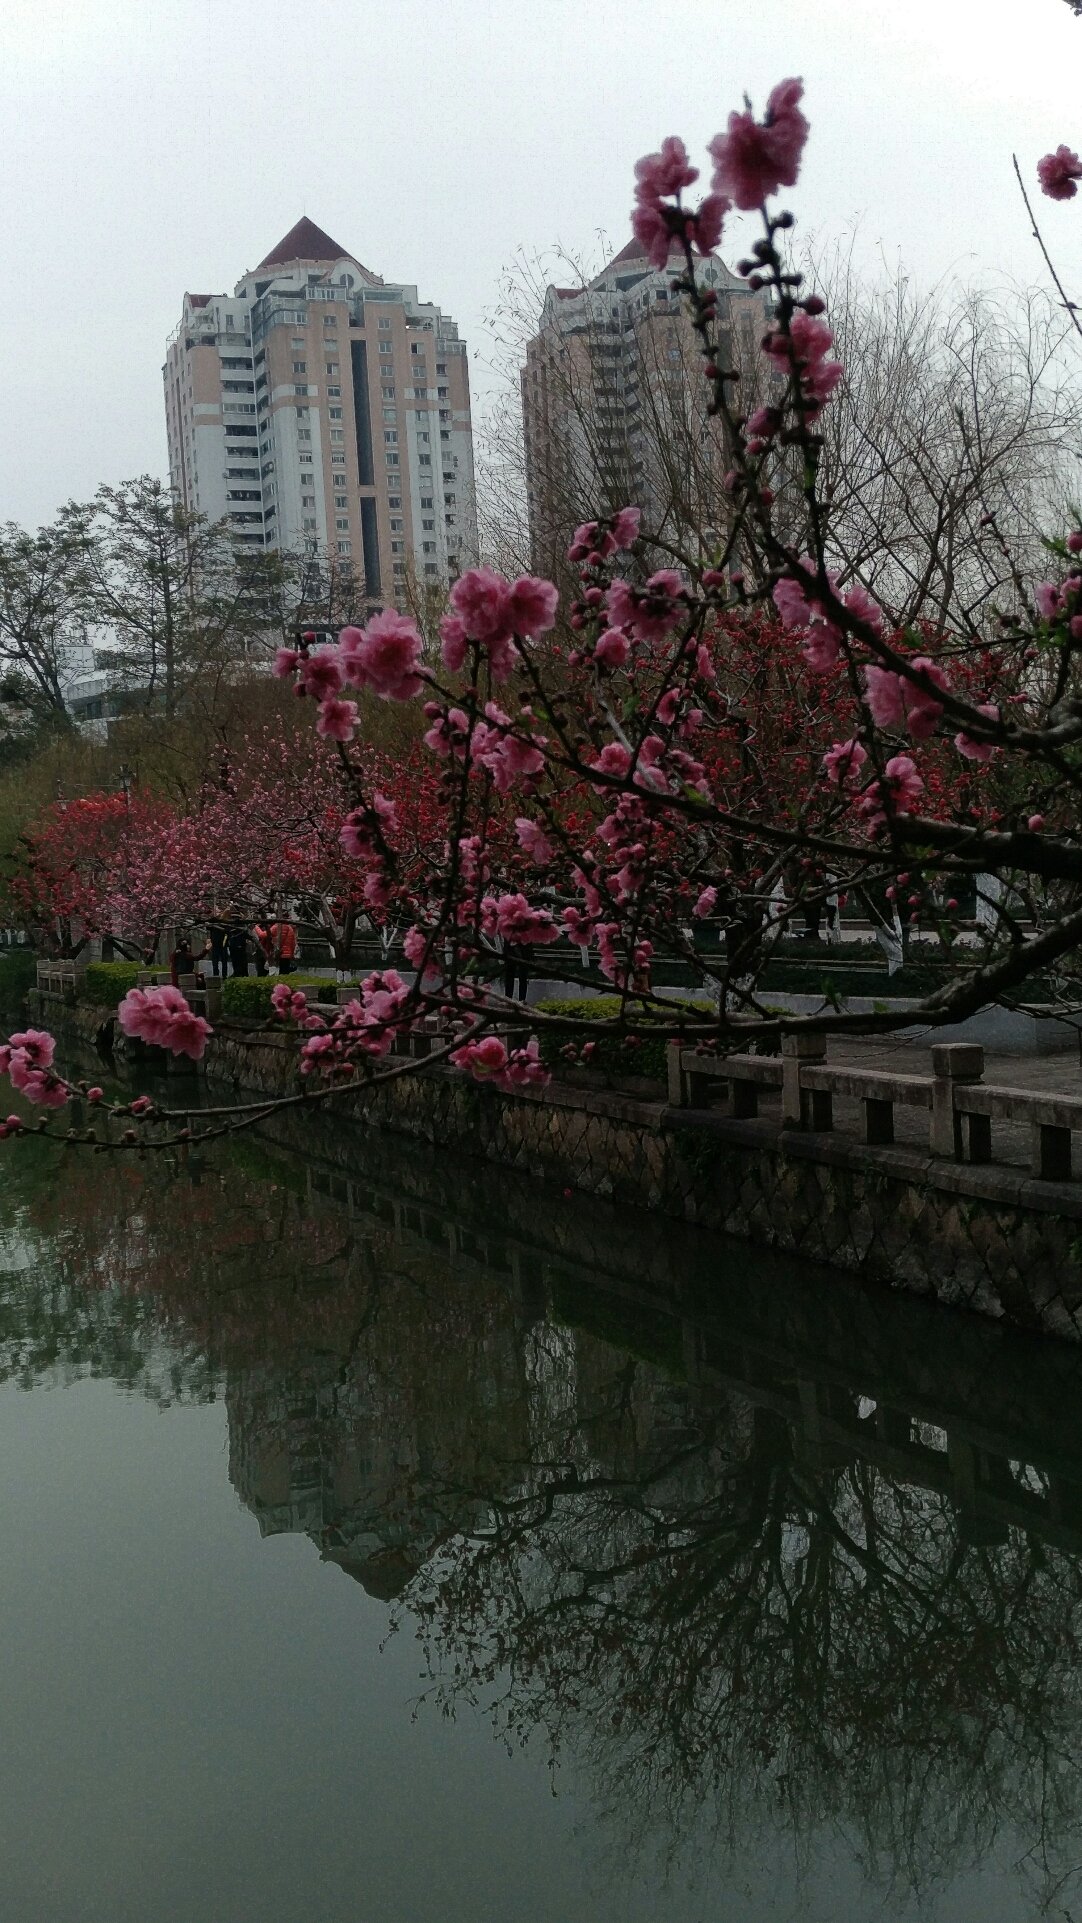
[33,995,1082,1343]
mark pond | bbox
[0,1094,1080,1921]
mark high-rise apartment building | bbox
[164,217,477,606]
[520,235,768,576]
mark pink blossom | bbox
[8,1029,55,1070]
[610,507,641,550]
[450,1034,509,1080]
[633,136,698,205]
[12,1068,68,1108]
[692,192,729,255]
[403,926,430,967]
[507,575,559,637]
[1068,532,1082,557]
[496,1037,550,1092]
[1028,814,1046,831]
[606,570,684,643]
[763,310,843,418]
[298,649,343,701]
[885,755,924,810]
[708,77,808,210]
[591,742,633,784]
[822,738,869,787]
[450,566,513,642]
[515,817,554,864]
[954,704,1000,762]
[1038,145,1082,200]
[594,627,631,669]
[1036,582,1064,621]
[747,405,781,440]
[273,646,300,679]
[843,583,883,632]
[631,200,675,270]
[773,576,812,628]
[316,697,358,742]
[339,793,398,861]
[864,667,905,729]
[493,892,560,944]
[439,614,469,673]
[341,610,424,700]
[117,985,212,1061]
[801,619,841,672]
[693,885,718,918]
[568,521,600,564]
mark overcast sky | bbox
[0,0,1078,529]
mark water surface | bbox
[0,1103,1079,1920]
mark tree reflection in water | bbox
[3,1114,1082,1913]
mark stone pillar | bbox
[781,1032,827,1127]
[930,1043,984,1159]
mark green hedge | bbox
[82,961,144,1007]
[220,974,347,1019]
[534,996,709,1083]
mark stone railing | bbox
[668,1035,1082,1184]
[35,960,79,1004]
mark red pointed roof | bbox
[608,235,649,266]
[257,216,352,269]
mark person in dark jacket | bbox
[226,923,252,979]
[206,915,228,978]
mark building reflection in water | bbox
[5,1110,1082,1911]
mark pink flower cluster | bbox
[449,1032,549,1093]
[340,793,398,861]
[762,311,843,419]
[631,133,729,269]
[864,659,949,741]
[480,892,561,945]
[708,78,809,210]
[1038,146,1082,201]
[470,704,548,794]
[441,569,558,681]
[298,970,412,1076]
[117,985,212,1061]
[567,508,641,565]
[0,1028,67,1108]
[607,570,685,644]
[339,611,426,702]
[270,983,310,1022]
[856,755,924,831]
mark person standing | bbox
[226,923,252,979]
[252,923,272,977]
[206,914,228,979]
[271,918,298,976]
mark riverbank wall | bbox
[33,992,1082,1345]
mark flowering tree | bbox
[7,77,1082,1138]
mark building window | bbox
[378,317,392,330]
[438,386,449,399]
[327,385,341,398]
[334,494,348,508]
[299,452,313,464]
[298,429,312,441]
[294,385,309,396]
[419,453,431,466]
[336,516,350,530]
[331,452,345,465]
[382,406,397,423]
[291,336,305,348]
[386,452,399,466]
[292,361,307,373]
[381,385,395,399]
[436,362,447,375]
[329,406,343,420]
[390,517,403,532]
[325,361,338,375]
[388,495,401,509]
[422,518,434,531]
[422,541,436,554]
[303,516,317,529]
[424,563,438,575]
[302,495,315,508]
[330,427,344,441]
[417,430,430,443]
[391,540,405,553]
[337,540,351,553]
[323,315,337,328]
[384,430,398,444]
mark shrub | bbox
[220,974,346,1019]
[533,995,708,1084]
[82,961,144,1007]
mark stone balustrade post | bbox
[781,1032,828,1127]
[930,1043,984,1159]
